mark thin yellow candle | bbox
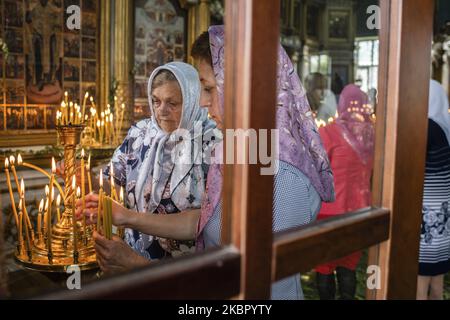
[103,196,111,240]
[110,163,118,201]
[71,175,78,263]
[18,211,23,254]
[77,185,85,235]
[101,120,105,143]
[4,159,19,228]
[21,200,31,260]
[81,149,86,233]
[43,198,49,235]
[96,120,101,143]
[19,178,33,239]
[60,102,66,125]
[119,186,124,205]
[47,158,56,253]
[38,199,44,236]
[86,154,93,194]
[118,187,125,238]
[109,113,114,143]
[64,91,68,106]
[9,156,20,195]
[56,194,61,222]
[82,92,89,120]
[90,96,96,110]
[97,170,103,232]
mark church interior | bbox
[0,0,449,301]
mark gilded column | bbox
[99,0,111,114]
[113,0,134,130]
[187,0,210,66]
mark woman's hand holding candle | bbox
[75,193,131,227]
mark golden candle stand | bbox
[15,125,98,272]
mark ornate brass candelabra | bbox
[15,125,97,272]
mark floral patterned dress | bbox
[105,119,212,260]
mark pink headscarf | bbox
[336,84,375,165]
[197,25,335,249]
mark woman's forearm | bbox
[124,209,200,241]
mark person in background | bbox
[314,84,375,300]
[305,72,338,122]
[417,80,450,300]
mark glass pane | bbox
[357,41,373,66]
[301,246,373,300]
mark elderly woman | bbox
[76,62,217,273]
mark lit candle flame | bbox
[81,148,85,158]
[85,92,89,98]
[76,186,81,198]
[4,158,9,169]
[56,194,61,207]
[121,103,125,110]
[328,117,334,124]
[99,170,103,188]
[17,154,23,165]
[72,175,76,190]
[9,155,15,165]
[20,178,25,195]
[45,199,49,211]
[86,154,91,170]
[18,199,22,210]
[90,96,94,102]
[65,91,68,97]
[120,186,124,203]
[51,157,56,174]
[45,185,49,196]
[39,199,44,213]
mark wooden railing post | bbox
[223,0,280,299]
[375,0,434,300]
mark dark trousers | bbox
[316,267,357,300]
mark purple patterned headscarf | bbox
[197,25,335,246]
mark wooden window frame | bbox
[36,0,434,300]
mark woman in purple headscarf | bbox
[314,84,375,300]
[191,25,335,299]
[79,26,334,299]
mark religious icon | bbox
[328,10,350,40]
[82,12,97,37]
[82,37,96,59]
[64,34,81,58]
[24,0,64,103]
[6,55,25,79]
[64,59,80,82]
